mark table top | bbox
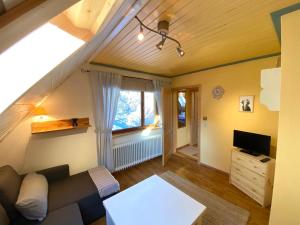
[103,175,206,225]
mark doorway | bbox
[172,86,201,162]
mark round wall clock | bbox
[212,86,225,99]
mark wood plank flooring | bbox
[92,154,270,225]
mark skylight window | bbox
[0,23,85,114]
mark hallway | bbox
[177,145,199,161]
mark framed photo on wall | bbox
[239,96,254,112]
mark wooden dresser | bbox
[230,148,275,207]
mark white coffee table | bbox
[103,175,206,225]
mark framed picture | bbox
[239,96,254,112]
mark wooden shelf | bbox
[31,118,91,134]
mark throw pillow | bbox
[16,173,48,221]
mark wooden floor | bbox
[93,154,270,225]
[177,145,199,161]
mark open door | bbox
[162,86,173,166]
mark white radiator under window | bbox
[113,135,162,171]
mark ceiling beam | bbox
[0,0,80,54]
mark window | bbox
[144,92,156,126]
[113,90,157,133]
[0,23,85,114]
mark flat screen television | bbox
[233,130,271,156]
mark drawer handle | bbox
[253,166,258,168]
[252,177,257,180]
[235,168,241,171]
[237,158,241,160]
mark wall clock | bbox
[212,86,225,99]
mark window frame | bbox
[112,91,158,135]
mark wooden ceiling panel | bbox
[92,0,299,76]
[61,0,117,34]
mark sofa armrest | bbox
[37,165,70,183]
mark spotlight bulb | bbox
[137,26,144,41]
[156,37,166,50]
[176,46,185,57]
[156,41,163,50]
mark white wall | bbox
[0,70,162,175]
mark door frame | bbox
[171,85,202,163]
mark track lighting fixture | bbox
[135,16,185,57]
[156,36,166,50]
[137,25,144,41]
[176,46,185,57]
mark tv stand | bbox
[230,148,275,207]
[240,149,261,156]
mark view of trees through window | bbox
[112,90,156,131]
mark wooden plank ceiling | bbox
[50,0,116,42]
[0,0,115,42]
[92,0,299,76]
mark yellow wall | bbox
[0,70,162,175]
[173,57,279,172]
[269,10,300,225]
[0,71,98,174]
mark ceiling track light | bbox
[135,16,185,57]
[177,46,185,57]
[137,25,144,41]
[156,36,166,50]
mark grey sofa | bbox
[0,165,115,225]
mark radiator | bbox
[113,135,162,171]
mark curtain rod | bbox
[81,68,156,82]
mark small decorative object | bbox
[212,86,225,99]
[239,96,254,112]
[71,118,78,127]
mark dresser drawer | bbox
[231,172,265,196]
[231,162,266,188]
[232,151,267,176]
[231,174,264,205]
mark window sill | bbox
[112,126,162,138]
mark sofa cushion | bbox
[0,165,22,220]
[48,171,97,212]
[16,173,48,221]
[41,204,83,225]
[12,204,83,225]
[37,165,69,183]
[0,203,10,225]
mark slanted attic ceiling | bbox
[0,0,142,140]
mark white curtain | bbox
[152,80,164,126]
[89,71,122,171]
